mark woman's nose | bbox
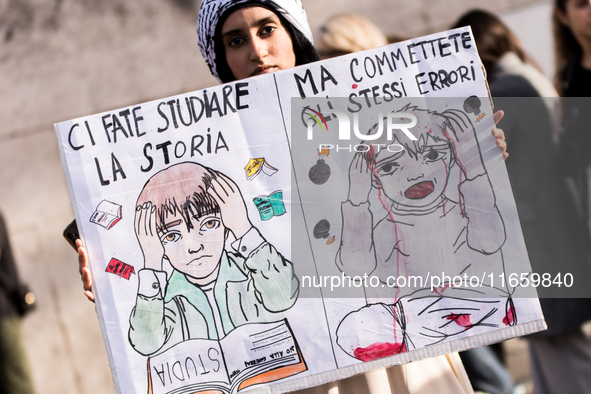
[250,37,268,61]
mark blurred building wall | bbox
[0,0,548,393]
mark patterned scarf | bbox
[197,0,314,83]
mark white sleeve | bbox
[137,269,167,298]
[230,227,264,258]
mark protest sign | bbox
[55,27,545,394]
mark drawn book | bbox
[245,158,278,181]
[253,191,286,221]
[89,200,122,229]
[147,320,306,394]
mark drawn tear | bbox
[447,313,472,328]
[503,303,515,326]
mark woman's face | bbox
[221,6,297,80]
[559,0,591,44]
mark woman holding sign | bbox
[77,1,509,393]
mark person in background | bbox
[554,0,591,96]
[455,8,591,394]
[77,2,509,393]
[314,13,409,60]
[0,211,36,394]
[554,0,591,225]
[314,13,388,59]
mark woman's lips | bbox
[404,181,434,199]
[251,66,277,77]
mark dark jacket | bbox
[490,57,591,336]
[0,212,21,317]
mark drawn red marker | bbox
[503,304,516,326]
[446,313,472,328]
[354,342,406,362]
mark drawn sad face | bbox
[159,212,226,281]
[374,136,453,208]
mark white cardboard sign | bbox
[55,27,545,394]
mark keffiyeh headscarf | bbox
[197,0,318,83]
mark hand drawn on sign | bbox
[126,162,305,393]
[335,103,516,361]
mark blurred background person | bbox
[554,0,591,96]
[455,8,591,394]
[455,9,560,132]
[554,0,591,230]
[0,211,35,394]
[315,13,389,59]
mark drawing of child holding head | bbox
[335,104,515,360]
[128,162,299,357]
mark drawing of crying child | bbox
[128,162,299,357]
[336,104,515,361]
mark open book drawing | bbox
[245,158,278,181]
[253,191,286,221]
[147,320,306,394]
[89,199,122,229]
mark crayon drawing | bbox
[55,27,546,394]
[128,162,304,392]
[335,104,516,361]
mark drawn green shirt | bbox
[128,228,299,356]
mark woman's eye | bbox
[260,25,276,36]
[161,233,181,244]
[378,163,398,175]
[228,37,245,47]
[200,219,220,231]
[424,150,446,162]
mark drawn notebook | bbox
[90,200,122,229]
[147,320,306,394]
[253,191,286,221]
[245,158,279,181]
